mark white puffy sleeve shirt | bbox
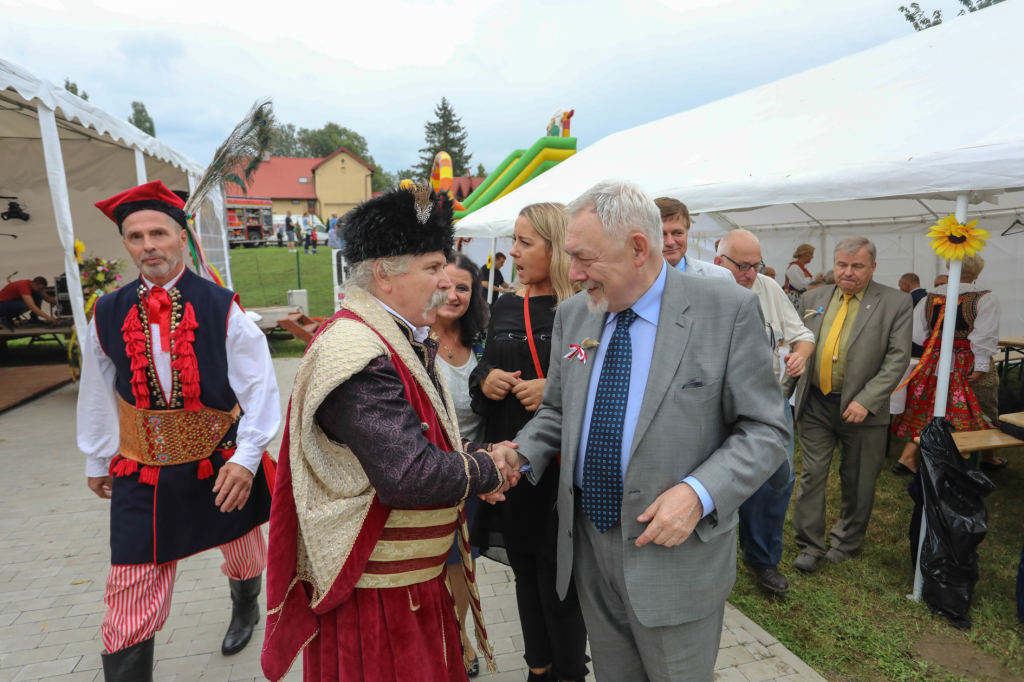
[77,293,281,478]
[785,263,811,292]
[910,283,1000,373]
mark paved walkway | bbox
[0,358,826,682]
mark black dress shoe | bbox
[980,457,1008,472]
[222,575,261,655]
[745,562,791,594]
[892,462,914,476]
[101,637,154,682]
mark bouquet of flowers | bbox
[80,255,126,296]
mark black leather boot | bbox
[101,637,154,682]
[222,575,262,655]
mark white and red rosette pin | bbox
[565,337,599,364]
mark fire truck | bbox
[226,196,273,248]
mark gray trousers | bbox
[573,510,724,682]
[792,389,889,557]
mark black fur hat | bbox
[342,184,456,264]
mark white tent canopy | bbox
[456,2,1024,334]
[0,55,230,339]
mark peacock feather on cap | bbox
[182,99,276,286]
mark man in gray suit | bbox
[497,181,788,681]
[791,237,912,573]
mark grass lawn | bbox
[730,382,1024,681]
[228,245,337,319]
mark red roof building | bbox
[227,150,375,220]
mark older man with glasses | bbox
[715,230,815,594]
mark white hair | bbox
[834,236,876,264]
[565,179,662,246]
[345,255,414,293]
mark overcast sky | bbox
[0,0,973,175]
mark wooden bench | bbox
[992,350,1024,364]
[914,429,1024,453]
[278,312,321,345]
[999,412,1024,429]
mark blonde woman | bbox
[784,243,815,309]
[469,203,588,682]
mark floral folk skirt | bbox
[892,339,993,443]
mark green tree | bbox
[270,123,300,156]
[63,78,88,101]
[899,0,1006,31]
[128,101,155,137]
[416,97,473,179]
[476,163,488,178]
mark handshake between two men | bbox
[476,442,523,504]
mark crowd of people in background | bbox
[436,191,1011,662]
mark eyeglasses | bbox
[719,254,765,273]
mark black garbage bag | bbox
[918,417,996,630]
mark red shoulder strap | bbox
[523,288,545,379]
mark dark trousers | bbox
[739,404,795,568]
[505,549,589,680]
[0,295,36,319]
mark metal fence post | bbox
[296,248,302,290]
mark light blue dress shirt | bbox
[675,257,686,272]
[573,261,716,518]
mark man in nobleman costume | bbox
[261,184,518,682]
[78,180,281,681]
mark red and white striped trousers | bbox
[101,527,267,653]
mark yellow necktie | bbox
[819,293,854,395]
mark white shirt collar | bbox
[372,296,431,343]
[141,266,185,291]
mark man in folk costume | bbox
[78,179,281,681]
[261,184,517,682]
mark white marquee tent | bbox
[456,2,1024,335]
[0,55,230,339]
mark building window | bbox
[292,200,300,205]
[299,177,308,184]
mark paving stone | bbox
[10,656,79,681]
[0,365,830,682]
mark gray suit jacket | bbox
[794,280,913,425]
[514,266,789,627]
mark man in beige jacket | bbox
[792,237,912,572]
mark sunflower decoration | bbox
[927,214,990,260]
[74,239,86,264]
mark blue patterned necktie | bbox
[582,308,637,532]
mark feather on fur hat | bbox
[342,184,455,264]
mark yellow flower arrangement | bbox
[74,239,86,264]
[927,215,989,260]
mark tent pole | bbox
[134,149,148,185]
[911,191,969,602]
[37,104,88,341]
[487,238,497,304]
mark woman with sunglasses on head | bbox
[469,203,589,682]
[430,253,490,677]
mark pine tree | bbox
[129,101,156,137]
[416,97,472,179]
